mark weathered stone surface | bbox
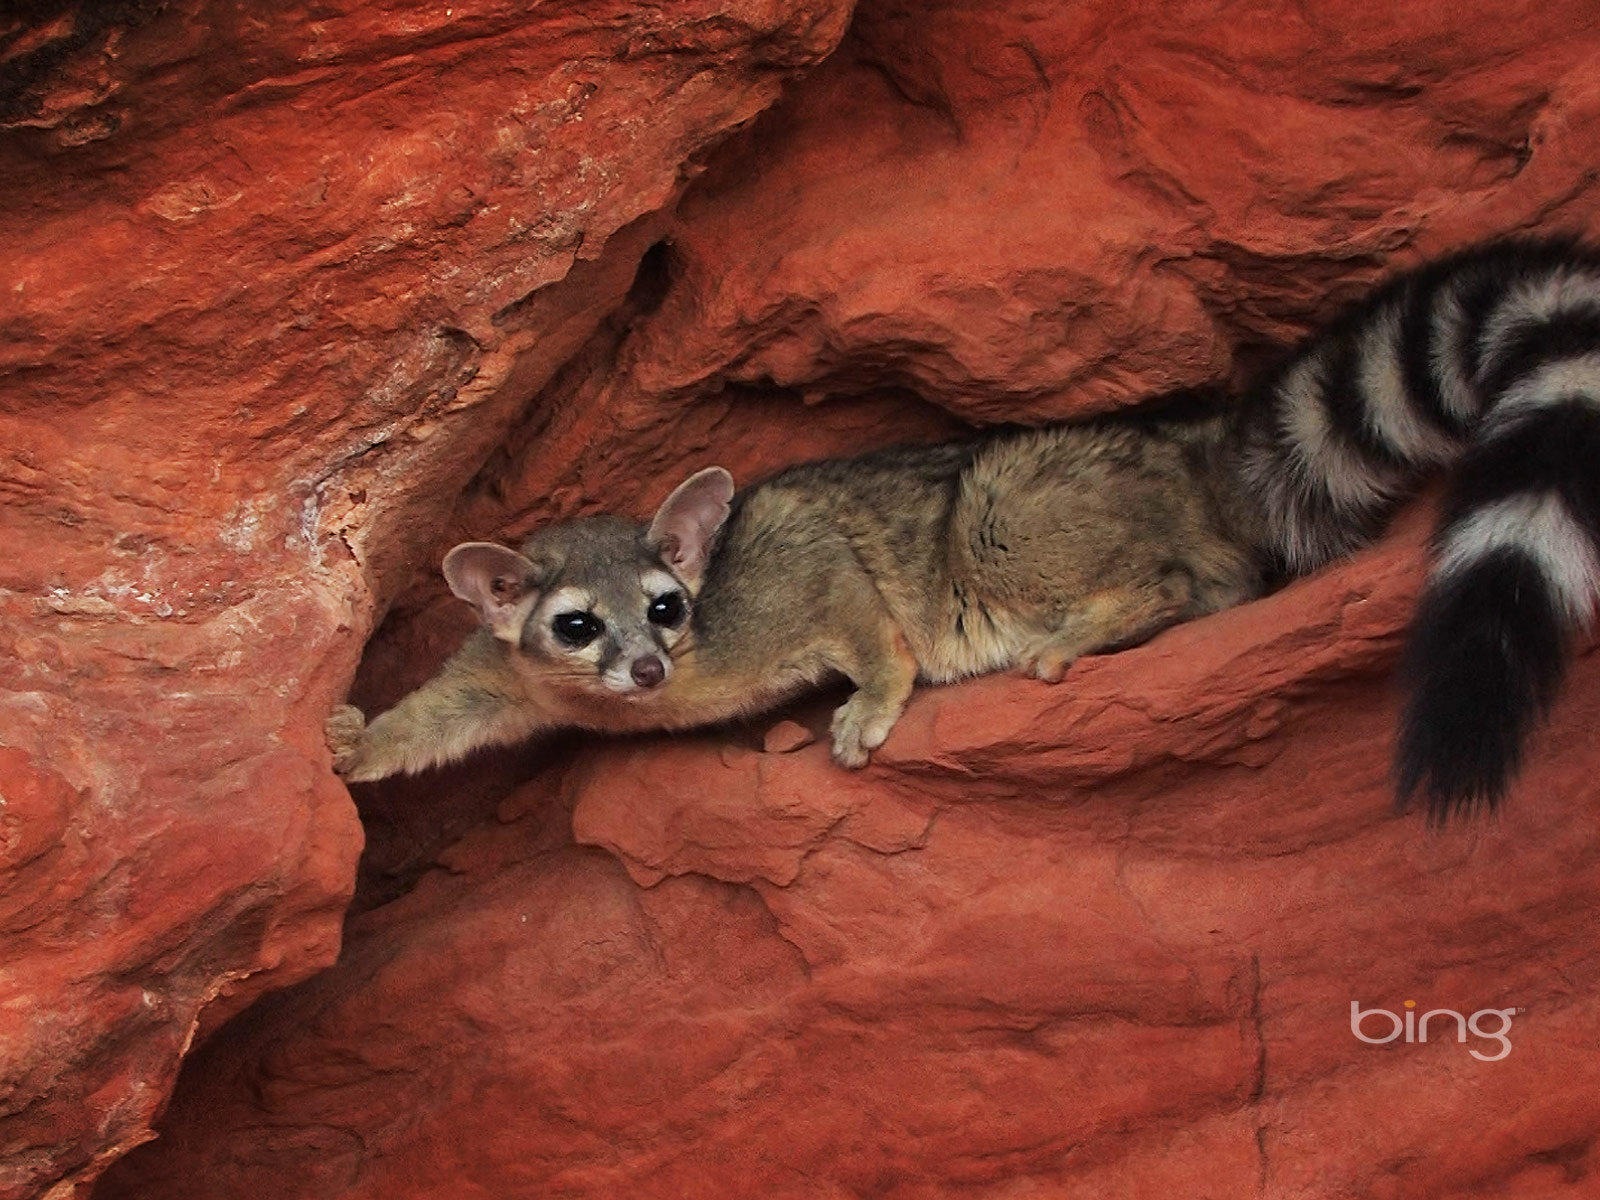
[99,525,1600,1199]
[583,0,1600,431]
[13,0,1600,1195]
[0,1,849,1195]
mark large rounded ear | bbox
[647,466,734,590]
[442,542,543,643]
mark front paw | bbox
[325,705,369,777]
[1017,638,1077,684]
[829,693,899,769]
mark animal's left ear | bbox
[647,466,734,590]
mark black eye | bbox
[648,591,687,628]
[551,611,603,648]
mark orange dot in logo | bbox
[1404,1000,1416,1009]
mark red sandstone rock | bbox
[8,0,1600,1196]
[98,530,1600,1199]
[762,719,818,754]
[0,1,849,1195]
[616,0,1600,428]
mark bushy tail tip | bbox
[1396,549,1569,823]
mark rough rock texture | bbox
[99,526,1600,1199]
[0,1,850,1196]
[5,0,1599,1195]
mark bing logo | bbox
[1350,1000,1518,1061]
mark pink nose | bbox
[630,655,666,688]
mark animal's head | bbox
[442,467,734,698]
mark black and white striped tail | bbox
[1235,237,1600,820]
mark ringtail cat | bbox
[328,409,1262,776]
[329,236,1600,820]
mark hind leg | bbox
[1017,572,1196,683]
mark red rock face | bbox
[3,0,1598,1195]
[97,530,1600,1199]
[0,1,849,1195]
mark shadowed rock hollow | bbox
[1,0,1598,1196]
